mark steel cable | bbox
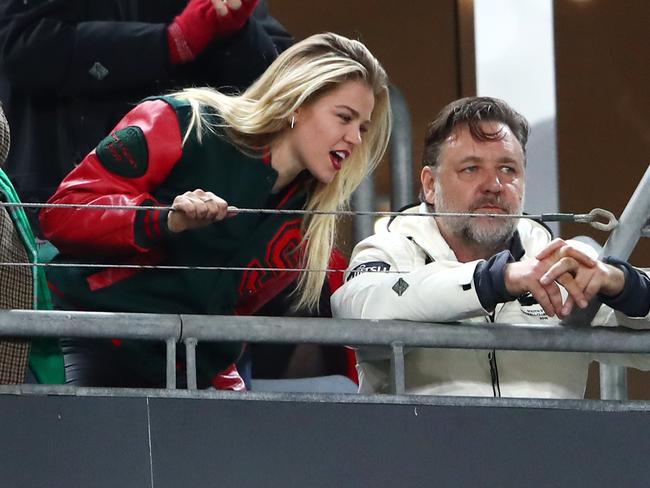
[0,201,619,273]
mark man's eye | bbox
[500,166,516,174]
[462,166,478,173]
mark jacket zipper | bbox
[487,310,501,397]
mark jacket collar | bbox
[386,202,551,263]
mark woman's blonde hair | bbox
[173,32,391,311]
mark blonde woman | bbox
[40,32,392,388]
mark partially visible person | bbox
[0,103,63,385]
[40,33,392,389]
[332,96,649,399]
[0,0,292,232]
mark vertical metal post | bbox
[388,85,414,211]
[166,338,176,390]
[566,165,650,399]
[352,84,414,241]
[598,164,650,400]
[30,247,39,310]
[351,176,376,243]
[600,165,650,259]
[600,365,628,401]
[389,342,405,395]
[184,337,198,390]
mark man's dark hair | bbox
[422,97,530,168]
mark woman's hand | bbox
[167,189,236,233]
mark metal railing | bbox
[2,309,650,394]
[0,92,647,400]
[351,84,415,242]
[388,85,415,211]
[564,164,650,399]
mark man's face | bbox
[421,121,525,248]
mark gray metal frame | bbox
[2,310,650,393]
[351,84,414,242]
[564,164,650,399]
[388,85,415,211]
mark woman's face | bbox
[288,79,375,184]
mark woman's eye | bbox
[338,113,352,123]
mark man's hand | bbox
[538,240,626,311]
[167,189,237,233]
[504,239,598,318]
[168,0,260,65]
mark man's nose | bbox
[481,170,503,193]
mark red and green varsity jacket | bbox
[40,96,345,387]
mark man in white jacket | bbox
[331,96,650,399]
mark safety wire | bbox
[0,201,618,274]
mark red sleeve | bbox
[40,99,183,255]
[326,249,359,384]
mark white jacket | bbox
[331,203,650,399]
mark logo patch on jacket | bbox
[392,278,409,296]
[96,126,148,178]
[347,261,390,281]
[518,292,549,319]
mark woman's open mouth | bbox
[329,150,349,171]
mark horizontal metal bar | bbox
[4,384,650,412]
[2,310,650,355]
[0,310,181,340]
[179,314,650,354]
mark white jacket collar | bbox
[386,202,552,262]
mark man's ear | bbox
[420,166,436,205]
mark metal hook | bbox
[574,208,618,232]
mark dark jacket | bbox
[0,0,292,224]
[40,96,345,387]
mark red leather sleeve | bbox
[40,99,183,255]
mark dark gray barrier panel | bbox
[2,390,650,488]
[0,394,152,487]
